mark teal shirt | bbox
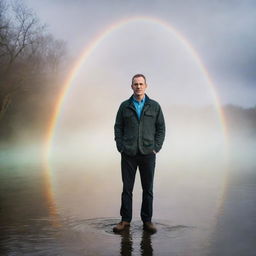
[132,95,145,119]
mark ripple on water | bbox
[2,217,196,256]
[67,217,193,238]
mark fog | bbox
[1,1,256,255]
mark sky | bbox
[23,0,256,107]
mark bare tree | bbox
[0,0,10,61]
[1,1,43,67]
[0,1,42,120]
[0,0,66,123]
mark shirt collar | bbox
[132,95,145,104]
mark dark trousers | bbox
[120,152,156,223]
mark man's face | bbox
[131,76,147,98]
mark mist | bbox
[1,1,256,255]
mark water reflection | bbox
[119,227,133,256]
[1,160,256,255]
[140,230,153,256]
[118,226,154,256]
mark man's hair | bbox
[132,74,146,84]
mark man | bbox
[113,74,165,233]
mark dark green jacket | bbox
[114,94,165,156]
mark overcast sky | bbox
[23,0,256,107]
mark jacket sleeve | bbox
[154,105,165,153]
[114,104,124,152]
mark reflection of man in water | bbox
[119,227,153,256]
[113,74,165,233]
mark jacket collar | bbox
[128,94,150,114]
[128,94,150,105]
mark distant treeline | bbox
[0,0,67,141]
[224,105,256,137]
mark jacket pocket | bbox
[142,138,154,147]
[144,111,155,118]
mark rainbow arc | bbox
[44,16,229,219]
